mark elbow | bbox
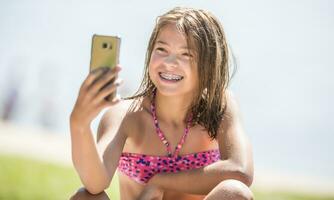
[71,161,112,194]
[79,172,111,195]
[220,161,254,187]
[237,168,253,187]
[85,188,105,195]
[84,182,110,195]
[233,166,253,187]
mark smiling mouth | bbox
[159,72,184,82]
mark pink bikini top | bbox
[118,90,220,184]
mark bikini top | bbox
[117,90,220,184]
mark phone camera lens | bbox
[102,42,113,50]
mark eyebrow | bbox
[156,40,192,50]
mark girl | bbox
[70,7,253,200]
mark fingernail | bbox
[116,78,123,85]
[105,67,112,72]
[116,93,122,100]
[98,67,107,73]
[91,67,103,73]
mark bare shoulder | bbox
[119,96,152,136]
[97,97,151,142]
[96,99,134,142]
[217,89,242,154]
[222,89,241,125]
[218,89,252,159]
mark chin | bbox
[156,88,183,96]
[154,84,196,98]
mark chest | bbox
[122,116,218,156]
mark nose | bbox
[164,54,178,68]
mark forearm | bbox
[70,123,110,194]
[150,159,251,195]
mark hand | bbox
[70,66,123,128]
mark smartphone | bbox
[89,34,121,101]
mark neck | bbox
[154,90,194,127]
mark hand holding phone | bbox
[71,66,123,127]
[90,34,121,101]
[70,34,123,127]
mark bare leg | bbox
[69,188,111,200]
[204,179,253,200]
[137,185,164,200]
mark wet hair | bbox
[125,7,237,139]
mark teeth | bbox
[159,72,183,81]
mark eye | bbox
[156,47,166,52]
[182,52,193,58]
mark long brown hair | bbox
[124,7,236,139]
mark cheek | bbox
[149,57,157,74]
[183,62,198,78]
[149,53,162,66]
[148,56,159,80]
[189,66,200,87]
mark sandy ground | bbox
[0,121,333,196]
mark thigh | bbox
[69,188,111,200]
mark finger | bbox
[94,78,123,103]
[82,67,108,89]
[99,94,122,109]
[89,67,122,94]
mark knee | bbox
[206,179,253,200]
[69,188,110,200]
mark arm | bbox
[70,66,127,194]
[71,106,128,194]
[149,91,254,195]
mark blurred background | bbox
[0,0,333,199]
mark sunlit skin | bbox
[117,23,216,200]
[148,23,199,125]
[70,18,253,200]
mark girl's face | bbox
[149,23,198,97]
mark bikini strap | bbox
[172,115,192,157]
[150,89,193,157]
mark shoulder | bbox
[100,99,133,127]
[216,89,243,142]
[222,89,241,125]
[224,89,237,109]
[96,99,133,142]
[122,96,152,136]
[97,96,152,142]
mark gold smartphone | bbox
[89,34,121,101]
